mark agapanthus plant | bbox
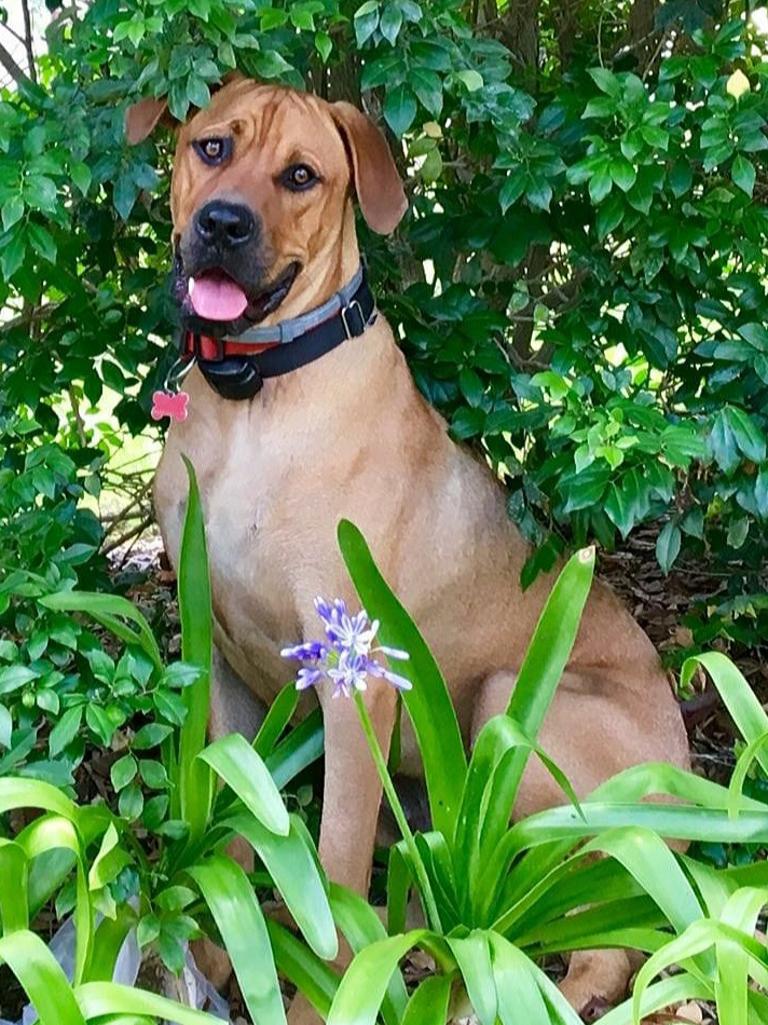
[281,597,412,698]
[282,597,442,930]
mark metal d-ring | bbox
[163,355,196,394]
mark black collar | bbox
[181,268,376,401]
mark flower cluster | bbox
[281,597,411,699]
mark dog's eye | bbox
[193,137,232,166]
[282,164,319,191]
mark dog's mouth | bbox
[177,262,301,327]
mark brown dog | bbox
[127,79,689,1021]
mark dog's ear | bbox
[125,74,248,145]
[125,96,170,145]
[331,102,407,235]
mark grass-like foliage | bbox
[1,477,767,1024]
[315,521,768,1025]
[0,462,332,1025]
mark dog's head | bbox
[126,79,407,336]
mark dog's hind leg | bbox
[472,666,688,1015]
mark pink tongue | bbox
[190,274,248,321]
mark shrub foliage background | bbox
[1,0,767,780]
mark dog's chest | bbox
[153,387,354,694]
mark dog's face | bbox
[126,80,407,336]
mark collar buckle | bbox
[340,299,366,339]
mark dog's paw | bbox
[559,949,633,1020]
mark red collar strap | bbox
[179,267,376,401]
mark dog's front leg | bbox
[317,678,398,892]
[287,679,397,1025]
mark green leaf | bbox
[2,194,24,231]
[731,154,756,196]
[682,653,768,780]
[231,813,338,961]
[110,754,137,792]
[188,855,286,1025]
[113,173,138,220]
[401,974,452,1025]
[0,665,39,695]
[655,521,681,574]
[448,933,497,1025]
[76,981,224,1024]
[0,930,85,1025]
[610,158,636,192]
[39,592,163,672]
[174,457,214,840]
[28,223,57,263]
[457,69,483,92]
[380,5,403,45]
[0,839,29,933]
[253,682,298,757]
[138,758,168,790]
[588,67,621,97]
[490,935,560,1025]
[384,85,417,136]
[70,162,91,195]
[726,406,765,463]
[338,519,467,838]
[326,931,452,1025]
[329,885,407,1025]
[0,705,11,749]
[199,733,289,835]
[267,919,339,1016]
[589,168,613,203]
[133,722,174,750]
[315,31,332,62]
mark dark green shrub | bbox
[1,0,767,656]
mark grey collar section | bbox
[232,265,367,345]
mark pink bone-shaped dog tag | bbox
[151,390,190,422]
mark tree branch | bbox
[0,39,32,87]
[20,0,37,84]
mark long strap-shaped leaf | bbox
[400,974,453,1025]
[447,932,497,1025]
[0,839,28,934]
[18,814,93,985]
[266,919,340,1018]
[715,887,768,1025]
[599,975,713,1025]
[39,592,162,673]
[199,733,289,836]
[0,776,78,818]
[683,652,768,777]
[500,547,595,817]
[0,930,86,1025]
[326,930,454,1025]
[76,981,223,1024]
[188,855,286,1025]
[337,518,467,838]
[228,812,338,960]
[490,933,578,1025]
[329,885,408,1025]
[175,456,214,842]
[631,918,768,1025]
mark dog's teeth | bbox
[188,277,195,294]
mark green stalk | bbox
[353,692,442,934]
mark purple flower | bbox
[281,597,411,698]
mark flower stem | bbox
[353,691,443,933]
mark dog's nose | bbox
[195,201,255,247]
